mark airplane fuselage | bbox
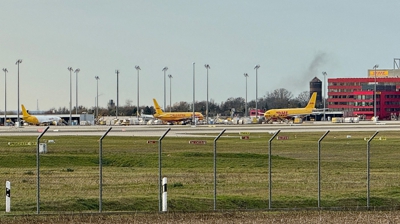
[21,104,62,125]
[154,112,203,122]
[23,115,61,125]
[265,108,313,119]
[264,92,317,121]
[152,98,204,123]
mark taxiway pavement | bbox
[0,121,399,137]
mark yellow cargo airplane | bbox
[264,92,317,123]
[21,104,62,125]
[152,98,204,124]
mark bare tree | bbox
[265,88,293,109]
[292,91,310,107]
[220,97,245,116]
[125,99,133,107]
[173,101,191,112]
[142,106,154,115]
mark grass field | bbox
[0,130,399,219]
[2,210,400,223]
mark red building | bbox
[328,76,400,120]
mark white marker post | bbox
[6,181,10,212]
[162,177,167,212]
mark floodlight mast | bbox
[2,68,8,126]
[135,66,141,116]
[373,64,379,122]
[16,59,22,126]
[75,68,80,114]
[192,63,195,125]
[254,64,260,118]
[95,76,100,120]
[67,67,73,125]
[168,74,173,112]
[244,73,249,117]
[205,64,211,124]
[115,69,120,119]
[322,72,327,121]
[162,67,168,111]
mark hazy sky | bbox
[1,1,400,112]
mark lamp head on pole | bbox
[135,66,141,71]
[95,76,100,80]
[68,67,73,72]
[204,64,210,69]
[244,73,249,78]
[115,69,119,74]
[322,71,327,76]
[168,74,173,79]
[74,68,80,74]
[15,59,22,65]
[254,64,260,70]
[373,64,379,69]
[2,68,7,73]
[162,67,168,72]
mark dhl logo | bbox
[369,70,388,77]
[170,114,201,118]
[171,114,187,117]
[276,111,288,116]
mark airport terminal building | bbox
[327,69,400,120]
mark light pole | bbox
[75,68,80,114]
[15,60,22,126]
[322,72,327,121]
[254,64,260,118]
[67,67,73,125]
[204,64,210,124]
[135,66,141,117]
[95,76,100,121]
[373,64,379,121]
[2,68,8,126]
[115,69,119,119]
[168,74,173,112]
[244,73,249,117]
[192,62,195,125]
[162,67,168,111]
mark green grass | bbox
[0,131,400,213]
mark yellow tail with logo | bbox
[305,92,317,109]
[21,104,31,118]
[152,99,164,115]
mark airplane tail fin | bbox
[305,92,317,109]
[152,99,164,114]
[21,104,31,118]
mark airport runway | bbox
[0,121,399,137]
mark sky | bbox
[1,1,400,112]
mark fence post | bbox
[268,130,280,209]
[367,131,379,208]
[213,129,226,210]
[162,177,168,212]
[318,130,330,208]
[6,181,10,212]
[36,126,49,214]
[158,128,171,212]
[99,127,112,213]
